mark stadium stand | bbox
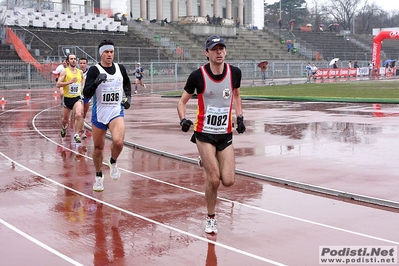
[0,6,122,32]
[0,43,21,60]
[129,21,303,61]
[6,25,170,63]
[1,6,389,64]
[1,6,305,62]
[285,31,371,62]
[3,10,16,26]
[83,19,96,30]
[300,26,311,32]
[352,33,399,61]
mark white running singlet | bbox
[195,64,234,134]
[92,63,124,125]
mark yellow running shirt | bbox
[63,67,83,98]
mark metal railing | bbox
[133,22,192,60]
[14,25,53,52]
[56,45,165,63]
[0,59,388,91]
[266,27,382,62]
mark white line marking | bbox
[0,218,84,266]
[0,152,286,266]
[1,104,397,266]
[32,107,399,246]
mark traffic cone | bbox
[0,95,5,105]
[372,103,383,117]
[53,90,58,100]
[25,92,30,100]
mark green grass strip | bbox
[161,79,399,103]
[242,96,399,103]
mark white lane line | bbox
[1,102,397,265]
[119,168,399,245]
[30,107,399,246]
[0,218,84,266]
[0,152,286,266]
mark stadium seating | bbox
[292,31,370,61]
[83,19,96,30]
[118,25,128,32]
[44,17,57,28]
[4,10,16,26]
[107,21,120,31]
[15,14,30,27]
[58,18,70,29]
[0,6,128,32]
[71,19,83,30]
[300,26,311,32]
[95,21,107,31]
[31,16,44,27]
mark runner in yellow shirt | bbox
[56,54,85,143]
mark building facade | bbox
[46,0,264,29]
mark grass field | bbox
[162,79,399,103]
[240,80,399,103]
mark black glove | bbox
[236,115,246,134]
[180,118,193,132]
[94,73,107,85]
[122,96,131,109]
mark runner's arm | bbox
[83,67,100,98]
[120,65,132,97]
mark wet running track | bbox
[0,88,398,266]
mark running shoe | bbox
[61,127,66,138]
[205,216,218,234]
[74,134,81,143]
[108,157,121,180]
[134,90,137,94]
[81,131,87,140]
[143,84,146,89]
[93,175,104,192]
[197,156,203,167]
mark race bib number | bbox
[101,87,120,105]
[204,106,229,132]
[68,83,80,95]
[135,67,142,78]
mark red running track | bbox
[0,89,398,266]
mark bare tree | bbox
[321,0,363,31]
[300,0,399,34]
[307,0,331,30]
[265,0,309,28]
[355,2,385,34]
[376,10,399,28]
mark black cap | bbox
[205,35,226,49]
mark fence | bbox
[55,46,166,64]
[0,60,392,91]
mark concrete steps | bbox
[5,26,171,62]
[133,22,306,61]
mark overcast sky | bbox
[264,0,399,13]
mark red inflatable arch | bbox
[372,30,399,69]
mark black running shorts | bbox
[191,131,233,151]
[63,96,82,110]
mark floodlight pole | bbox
[251,61,256,86]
